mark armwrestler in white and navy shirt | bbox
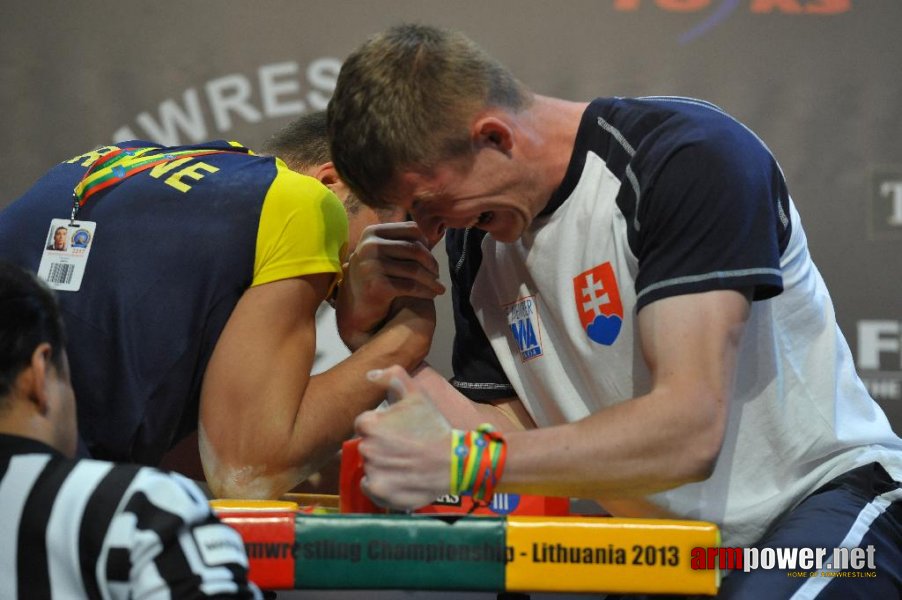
[327,24,902,598]
[446,96,902,596]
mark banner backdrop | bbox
[2,0,900,431]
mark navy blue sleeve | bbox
[446,227,516,402]
[632,118,790,311]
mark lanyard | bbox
[70,146,232,222]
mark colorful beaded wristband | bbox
[449,424,507,505]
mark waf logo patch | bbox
[505,295,543,361]
[573,262,623,346]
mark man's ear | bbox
[472,115,514,154]
[310,161,352,201]
[20,343,53,414]
[310,161,342,187]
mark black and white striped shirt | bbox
[0,434,261,599]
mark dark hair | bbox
[0,262,66,399]
[327,23,531,207]
[262,110,365,215]
[261,110,331,172]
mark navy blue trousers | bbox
[719,462,901,599]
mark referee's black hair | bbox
[0,261,66,399]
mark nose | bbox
[424,222,446,248]
[410,212,446,249]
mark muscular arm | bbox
[496,289,750,497]
[199,274,432,499]
[355,289,750,509]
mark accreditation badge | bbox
[37,218,96,291]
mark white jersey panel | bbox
[473,152,649,427]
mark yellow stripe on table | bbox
[505,516,720,595]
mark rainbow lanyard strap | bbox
[70,146,235,221]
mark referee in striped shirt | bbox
[0,262,260,599]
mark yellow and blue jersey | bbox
[0,140,347,464]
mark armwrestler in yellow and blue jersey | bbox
[0,128,438,499]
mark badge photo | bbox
[36,218,97,292]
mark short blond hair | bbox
[327,23,530,207]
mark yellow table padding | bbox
[505,516,720,595]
